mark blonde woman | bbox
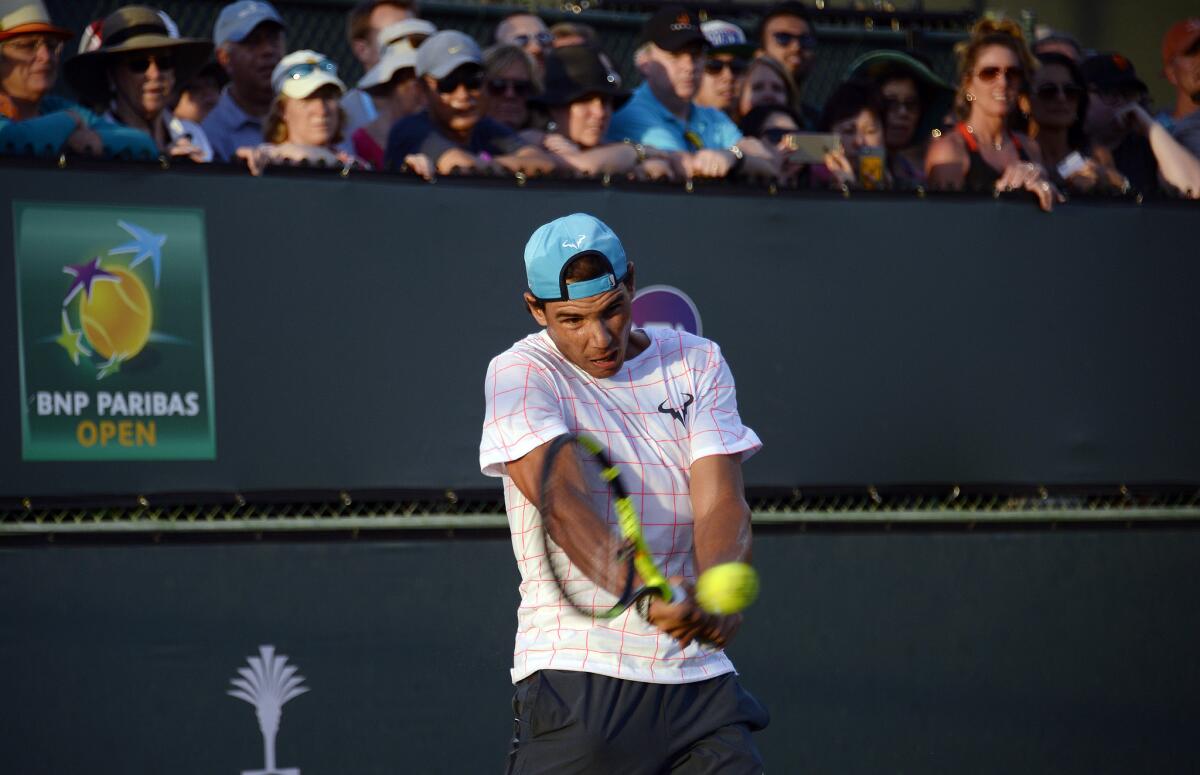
[482,43,542,142]
[925,18,1061,210]
[735,55,798,123]
[236,50,366,175]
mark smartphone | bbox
[782,132,841,164]
[857,146,886,190]
[1056,151,1086,179]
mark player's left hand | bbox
[647,577,725,648]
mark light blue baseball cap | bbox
[214,0,284,48]
[525,214,629,302]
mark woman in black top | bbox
[925,18,1061,210]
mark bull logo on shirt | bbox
[658,393,694,426]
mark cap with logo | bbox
[1162,18,1200,67]
[640,5,705,53]
[538,45,629,107]
[416,29,481,79]
[65,6,213,104]
[1082,52,1148,94]
[359,19,436,90]
[0,0,71,41]
[271,49,345,98]
[525,213,629,302]
[214,0,284,48]
[701,20,754,59]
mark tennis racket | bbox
[538,432,685,619]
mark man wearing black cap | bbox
[606,5,776,180]
[1083,52,1200,196]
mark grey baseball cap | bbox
[214,0,284,48]
[416,30,481,79]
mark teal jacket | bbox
[0,95,158,160]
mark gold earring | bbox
[965,91,976,102]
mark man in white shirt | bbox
[480,213,768,773]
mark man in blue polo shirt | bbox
[202,0,286,162]
[607,5,776,179]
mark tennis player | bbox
[480,213,769,773]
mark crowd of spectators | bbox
[3,0,1200,208]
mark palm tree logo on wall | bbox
[228,645,310,775]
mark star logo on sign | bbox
[96,351,126,381]
[109,220,167,287]
[62,256,118,305]
[54,310,91,365]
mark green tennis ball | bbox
[695,562,759,614]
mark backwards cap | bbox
[524,214,629,302]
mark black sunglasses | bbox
[486,78,535,98]
[771,31,816,49]
[703,58,749,76]
[1035,82,1083,100]
[124,53,175,73]
[435,68,484,94]
[761,127,791,143]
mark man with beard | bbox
[202,0,286,161]
[756,1,818,127]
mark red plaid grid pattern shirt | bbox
[480,327,762,684]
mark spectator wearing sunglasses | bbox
[203,0,286,162]
[756,1,818,128]
[236,50,364,175]
[1027,52,1119,194]
[845,50,953,186]
[482,43,541,141]
[1,0,157,160]
[735,55,797,123]
[607,6,777,181]
[1162,19,1200,159]
[926,19,1060,211]
[495,12,551,75]
[352,18,434,167]
[739,103,805,186]
[696,20,753,119]
[538,44,676,180]
[343,1,416,137]
[65,5,214,162]
[1082,52,1200,198]
[384,30,556,180]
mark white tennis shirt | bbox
[480,327,762,684]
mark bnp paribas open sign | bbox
[14,202,216,461]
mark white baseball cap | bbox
[271,50,345,98]
[358,46,418,90]
[375,18,436,50]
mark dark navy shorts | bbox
[504,670,770,774]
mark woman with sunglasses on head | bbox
[926,19,1062,211]
[65,5,213,162]
[236,50,366,175]
[482,43,541,142]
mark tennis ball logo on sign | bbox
[14,204,216,460]
[632,285,702,336]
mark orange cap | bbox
[1162,18,1200,67]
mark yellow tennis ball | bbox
[695,562,759,615]
[78,266,153,360]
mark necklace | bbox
[965,123,1004,151]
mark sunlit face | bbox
[550,93,612,148]
[1166,38,1200,102]
[223,23,285,103]
[0,33,63,102]
[484,59,532,129]
[966,44,1023,120]
[282,84,341,146]
[832,108,884,158]
[1030,63,1080,130]
[761,14,815,80]
[696,52,746,112]
[423,63,483,136]
[880,76,920,150]
[528,280,637,379]
[640,43,703,103]
[111,50,175,119]
[738,60,786,117]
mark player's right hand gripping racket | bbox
[538,432,686,619]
